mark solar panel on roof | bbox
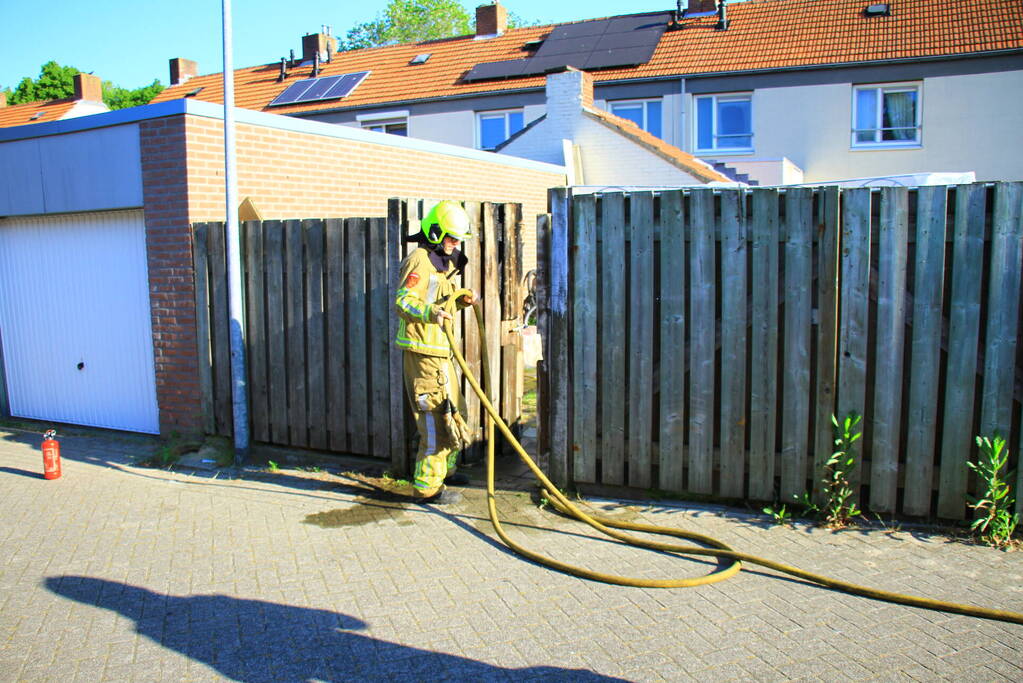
[463,11,672,83]
[323,71,369,99]
[271,78,320,106]
[463,59,530,81]
[269,71,369,106]
[300,76,345,101]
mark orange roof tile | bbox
[0,98,80,128]
[151,0,1023,114]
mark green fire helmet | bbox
[421,201,473,244]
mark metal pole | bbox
[223,0,249,460]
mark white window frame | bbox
[475,108,524,150]
[693,93,754,155]
[356,110,409,136]
[851,82,922,149]
[361,119,408,135]
[608,98,663,137]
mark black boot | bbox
[444,472,470,486]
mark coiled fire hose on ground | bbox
[440,289,1023,625]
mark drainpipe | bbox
[222,0,250,461]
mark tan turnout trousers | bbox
[403,351,467,497]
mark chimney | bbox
[0,92,6,108]
[687,0,718,13]
[476,2,508,36]
[169,58,198,86]
[545,67,594,132]
[302,32,337,63]
[73,73,103,102]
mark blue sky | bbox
[1,1,681,92]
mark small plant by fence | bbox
[538,183,1023,520]
[192,199,525,473]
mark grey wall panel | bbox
[0,124,142,216]
[0,138,46,216]
[37,125,143,214]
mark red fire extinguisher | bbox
[42,429,62,480]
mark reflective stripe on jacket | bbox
[394,248,459,357]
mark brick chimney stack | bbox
[169,58,198,86]
[302,32,338,63]
[476,2,508,36]
[0,92,6,108]
[73,73,103,102]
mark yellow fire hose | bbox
[440,289,1023,625]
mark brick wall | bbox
[181,115,558,242]
[139,117,203,436]
[139,111,564,436]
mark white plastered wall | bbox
[572,117,705,186]
[502,115,705,186]
[695,69,1023,183]
[338,104,547,151]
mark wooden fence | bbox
[538,183,1023,520]
[192,199,525,473]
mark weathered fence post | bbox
[903,185,948,516]
[659,191,686,493]
[571,194,598,483]
[749,189,779,502]
[871,187,909,513]
[548,187,572,486]
[781,188,813,502]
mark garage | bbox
[0,210,159,433]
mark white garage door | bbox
[0,210,159,433]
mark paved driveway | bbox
[1,427,1021,682]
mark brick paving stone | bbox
[2,428,1023,682]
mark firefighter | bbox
[394,200,477,501]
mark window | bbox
[852,84,920,147]
[357,111,409,137]
[477,109,524,150]
[695,93,752,153]
[609,99,662,138]
[362,119,408,136]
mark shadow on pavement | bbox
[46,575,627,682]
[0,465,44,479]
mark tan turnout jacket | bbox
[394,247,462,357]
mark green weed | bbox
[967,435,1020,549]
[763,504,793,527]
[794,413,863,529]
[267,460,280,473]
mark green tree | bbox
[8,61,79,104]
[102,80,165,110]
[5,60,164,110]
[340,0,534,50]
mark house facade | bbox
[151,0,1023,185]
